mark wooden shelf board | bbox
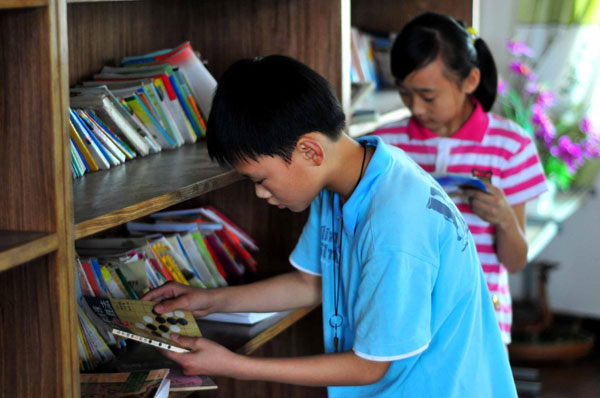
[73,143,244,239]
[0,0,47,9]
[197,307,318,355]
[0,230,58,272]
[348,89,410,138]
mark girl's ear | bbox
[296,134,325,166]
[462,67,481,95]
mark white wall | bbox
[480,0,600,318]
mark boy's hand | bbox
[462,182,514,230]
[141,281,215,317]
[161,335,240,377]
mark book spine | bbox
[110,329,189,353]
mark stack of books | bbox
[70,42,217,178]
[74,206,259,372]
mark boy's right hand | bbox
[141,281,215,317]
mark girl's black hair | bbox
[206,55,346,166]
[391,12,498,111]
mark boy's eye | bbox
[422,97,435,103]
[254,179,264,185]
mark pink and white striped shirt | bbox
[372,101,548,343]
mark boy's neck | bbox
[327,135,373,204]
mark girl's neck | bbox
[437,97,475,138]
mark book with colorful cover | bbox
[84,296,202,353]
[80,369,170,398]
[167,367,218,392]
[433,174,488,193]
[120,41,217,121]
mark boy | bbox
[143,55,517,397]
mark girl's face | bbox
[397,56,479,137]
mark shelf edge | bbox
[75,170,243,239]
[0,232,59,272]
[238,306,318,355]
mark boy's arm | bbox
[144,270,322,316]
[164,336,390,386]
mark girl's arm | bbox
[464,184,528,273]
[163,336,391,386]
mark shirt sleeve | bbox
[289,194,324,276]
[499,135,548,206]
[353,249,436,361]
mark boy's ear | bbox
[296,135,325,166]
[462,67,481,95]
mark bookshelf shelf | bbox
[73,144,243,239]
[348,89,410,138]
[0,0,47,8]
[0,231,58,272]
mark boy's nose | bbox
[255,183,272,199]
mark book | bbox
[84,296,202,353]
[120,41,217,120]
[167,367,218,392]
[199,311,279,325]
[80,369,170,398]
[433,174,489,193]
[70,93,151,156]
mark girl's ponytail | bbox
[473,38,498,112]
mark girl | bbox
[372,12,548,344]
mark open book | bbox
[84,296,202,353]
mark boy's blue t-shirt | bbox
[289,136,517,397]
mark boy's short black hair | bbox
[206,55,346,166]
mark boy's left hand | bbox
[462,182,513,229]
[161,335,239,377]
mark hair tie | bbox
[466,27,478,45]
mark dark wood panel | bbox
[0,7,56,231]
[0,230,58,271]
[352,0,473,33]
[73,144,241,238]
[67,0,342,96]
[0,256,65,398]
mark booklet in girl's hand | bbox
[434,174,488,193]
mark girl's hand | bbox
[462,182,514,230]
[141,281,215,317]
[161,335,240,377]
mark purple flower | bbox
[535,89,556,108]
[510,60,531,77]
[498,78,507,95]
[506,40,534,57]
[580,116,595,135]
